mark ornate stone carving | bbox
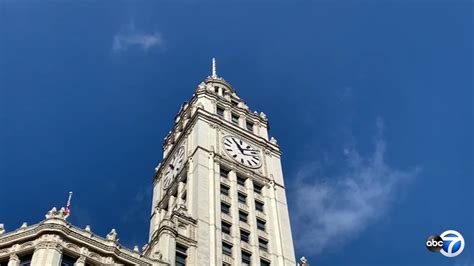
[9,253,19,262]
[174,204,188,216]
[106,229,118,241]
[270,137,278,145]
[76,255,87,263]
[45,207,69,219]
[103,256,114,264]
[298,256,309,266]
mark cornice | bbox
[0,220,165,265]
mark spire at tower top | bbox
[211,57,217,79]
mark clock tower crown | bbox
[160,58,273,159]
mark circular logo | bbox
[439,230,465,257]
[426,235,444,252]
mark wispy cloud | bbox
[112,22,163,52]
[292,119,420,256]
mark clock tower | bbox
[146,59,296,265]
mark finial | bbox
[0,224,5,235]
[106,228,118,241]
[20,222,28,228]
[133,245,140,252]
[298,256,309,266]
[211,57,217,79]
[85,225,91,232]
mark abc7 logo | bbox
[426,235,444,252]
[426,230,465,257]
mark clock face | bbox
[223,136,261,168]
[163,146,185,189]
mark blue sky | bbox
[1,1,472,266]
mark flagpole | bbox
[65,191,73,218]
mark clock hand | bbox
[232,138,245,154]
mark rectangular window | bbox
[253,183,263,194]
[237,176,246,187]
[259,238,268,251]
[231,99,239,107]
[231,113,239,125]
[222,242,233,256]
[238,193,247,204]
[220,184,230,196]
[240,229,250,243]
[246,121,253,132]
[257,218,266,231]
[61,254,77,266]
[261,259,271,266]
[175,244,187,266]
[239,210,248,223]
[222,221,231,235]
[221,202,231,214]
[18,254,32,266]
[220,167,229,178]
[241,251,252,265]
[217,106,225,117]
[255,200,264,212]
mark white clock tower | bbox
[145,59,296,266]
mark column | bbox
[157,229,176,265]
[177,181,186,205]
[228,170,241,264]
[7,254,19,266]
[268,182,285,266]
[246,180,260,265]
[208,154,217,265]
[31,243,62,266]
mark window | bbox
[259,238,268,251]
[61,254,77,266]
[231,113,239,125]
[222,242,233,256]
[246,121,254,132]
[238,193,247,204]
[221,202,231,214]
[253,183,263,194]
[220,184,230,196]
[231,99,239,107]
[241,251,252,266]
[239,211,248,223]
[220,167,229,178]
[257,218,266,231]
[176,244,187,266]
[261,259,271,266]
[255,201,264,212]
[214,86,219,93]
[237,176,246,187]
[222,221,231,234]
[18,254,32,266]
[217,106,225,117]
[240,230,250,243]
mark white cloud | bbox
[112,22,163,52]
[292,119,420,256]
